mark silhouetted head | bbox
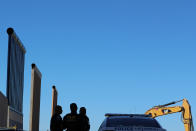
[79,107,86,115]
[55,105,62,115]
[70,103,77,113]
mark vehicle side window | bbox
[98,118,107,131]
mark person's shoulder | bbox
[63,113,71,119]
[66,113,72,115]
[57,114,62,119]
[85,115,89,121]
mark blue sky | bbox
[0,0,196,131]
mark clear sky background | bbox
[0,0,195,131]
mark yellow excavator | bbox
[145,99,194,131]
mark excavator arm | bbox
[145,106,182,118]
[145,99,194,131]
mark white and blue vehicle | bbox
[98,114,166,131]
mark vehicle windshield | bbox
[106,117,161,128]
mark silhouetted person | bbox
[79,107,90,131]
[50,105,63,131]
[63,103,80,131]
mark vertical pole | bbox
[29,64,42,131]
[51,86,58,117]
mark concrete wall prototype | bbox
[51,86,58,117]
[0,92,8,128]
[29,64,42,131]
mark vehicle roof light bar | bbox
[105,113,151,117]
